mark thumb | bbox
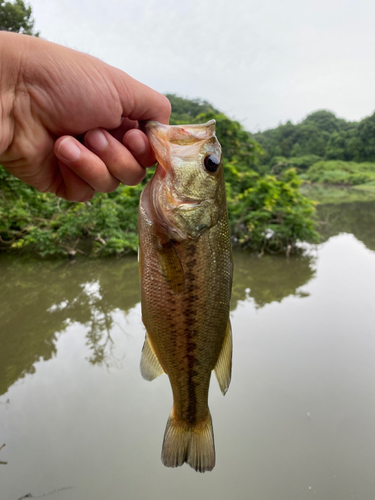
[112,70,171,125]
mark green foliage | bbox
[252,112,340,167]
[325,128,362,161]
[0,0,39,35]
[304,160,375,185]
[196,111,264,172]
[252,108,375,171]
[167,94,219,124]
[1,93,318,258]
[303,110,346,134]
[226,166,318,254]
[300,183,375,205]
[166,95,264,172]
[269,155,322,174]
[355,112,375,162]
[0,166,147,257]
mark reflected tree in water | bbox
[1,250,319,396]
[0,238,331,397]
[0,257,140,396]
[231,251,316,309]
[316,200,375,252]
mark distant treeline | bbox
[252,109,375,170]
[168,94,375,182]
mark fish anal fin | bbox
[140,333,164,381]
[157,241,184,294]
[214,319,232,395]
[162,411,215,473]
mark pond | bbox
[1,189,375,500]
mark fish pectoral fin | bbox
[214,319,232,395]
[157,241,184,294]
[140,333,165,381]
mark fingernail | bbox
[126,132,147,155]
[58,138,81,162]
[86,129,108,152]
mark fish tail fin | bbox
[161,411,215,472]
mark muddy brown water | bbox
[1,193,375,500]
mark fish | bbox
[138,119,233,472]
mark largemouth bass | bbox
[138,120,233,472]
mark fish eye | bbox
[203,154,220,173]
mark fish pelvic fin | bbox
[214,319,233,395]
[161,411,215,473]
[140,333,164,381]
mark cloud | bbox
[31,0,375,130]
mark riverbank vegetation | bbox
[252,109,375,191]
[0,94,318,257]
[3,0,370,259]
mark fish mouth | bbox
[144,120,216,143]
[144,120,217,170]
[142,120,216,172]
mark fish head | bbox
[145,120,226,240]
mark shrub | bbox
[0,166,145,257]
[227,166,318,254]
[304,160,375,185]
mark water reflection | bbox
[0,257,140,396]
[0,248,319,397]
[316,199,375,252]
[1,194,375,500]
[231,251,316,309]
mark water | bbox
[1,194,375,500]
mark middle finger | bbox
[84,128,154,185]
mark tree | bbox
[303,110,344,134]
[195,111,263,170]
[356,112,375,162]
[252,109,364,169]
[0,0,39,36]
[166,94,219,124]
[165,94,264,172]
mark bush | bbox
[0,166,145,257]
[227,166,318,254]
[304,160,375,185]
[269,155,322,174]
[1,95,319,258]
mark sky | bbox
[29,0,375,132]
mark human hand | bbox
[0,32,171,201]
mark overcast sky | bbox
[30,0,375,131]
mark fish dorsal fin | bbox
[214,319,232,395]
[157,241,185,294]
[140,333,165,381]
